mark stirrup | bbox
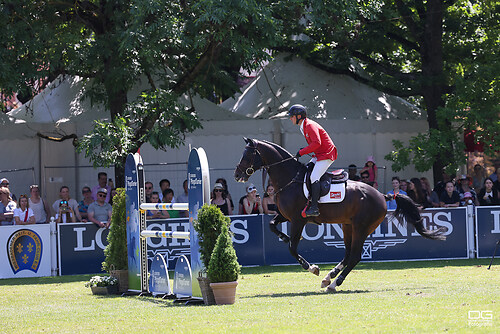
[305,206,320,217]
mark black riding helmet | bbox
[287,104,307,121]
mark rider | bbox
[288,104,337,217]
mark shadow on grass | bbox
[0,274,96,286]
[242,258,492,275]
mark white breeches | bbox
[310,158,334,183]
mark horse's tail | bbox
[384,193,446,241]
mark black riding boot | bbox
[305,181,320,217]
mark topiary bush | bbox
[102,188,127,272]
[207,223,240,283]
[193,204,231,269]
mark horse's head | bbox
[234,138,263,182]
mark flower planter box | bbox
[91,285,119,295]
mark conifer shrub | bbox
[207,223,241,283]
[193,204,231,269]
[102,188,127,272]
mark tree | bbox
[281,0,500,182]
[0,0,282,185]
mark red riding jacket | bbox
[299,118,337,161]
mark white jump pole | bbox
[140,230,190,239]
[139,203,189,211]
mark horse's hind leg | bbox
[288,221,320,276]
[321,224,352,288]
[326,233,365,293]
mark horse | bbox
[234,138,446,292]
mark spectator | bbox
[147,191,169,219]
[159,179,175,203]
[457,175,479,206]
[361,156,378,189]
[348,164,360,181]
[88,188,113,228]
[461,192,476,207]
[91,172,112,203]
[108,178,114,189]
[216,177,234,211]
[0,187,16,225]
[52,186,82,221]
[211,183,232,216]
[13,194,36,225]
[29,185,51,224]
[488,160,500,182]
[145,181,154,203]
[400,179,408,193]
[78,186,94,222]
[177,179,189,203]
[477,177,500,206]
[439,181,460,208]
[386,177,407,210]
[471,164,486,190]
[109,188,117,206]
[407,178,430,208]
[262,183,278,215]
[360,170,374,187]
[0,178,16,201]
[420,178,440,208]
[176,180,189,218]
[433,170,451,198]
[55,200,77,224]
[162,188,179,218]
[493,168,500,192]
[242,183,263,214]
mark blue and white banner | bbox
[0,224,52,278]
[475,206,500,258]
[264,208,468,265]
[57,222,109,275]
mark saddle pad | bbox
[303,181,346,203]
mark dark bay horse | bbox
[234,138,445,292]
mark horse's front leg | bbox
[289,221,320,276]
[269,213,289,243]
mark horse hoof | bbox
[321,279,331,288]
[326,286,337,293]
[308,265,320,276]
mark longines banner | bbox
[0,224,52,278]
[58,223,109,275]
[475,206,500,258]
[58,208,473,275]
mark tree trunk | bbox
[420,0,449,184]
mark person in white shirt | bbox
[52,186,82,221]
[29,185,51,224]
[13,194,36,225]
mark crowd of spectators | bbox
[2,160,499,224]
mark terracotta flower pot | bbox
[209,281,238,305]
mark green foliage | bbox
[207,223,240,283]
[102,188,127,272]
[193,204,231,269]
[283,0,500,177]
[0,0,282,170]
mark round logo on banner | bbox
[7,229,43,274]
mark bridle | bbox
[236,144,300,195]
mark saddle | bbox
[304,163,349,198]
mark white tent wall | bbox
[0,138,39,199]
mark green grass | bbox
[0,259,498,333]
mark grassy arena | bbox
[0,259,498,333]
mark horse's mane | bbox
[260,139,293,159]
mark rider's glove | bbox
[295,150,302,159]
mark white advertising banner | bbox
[0,224,53,279]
